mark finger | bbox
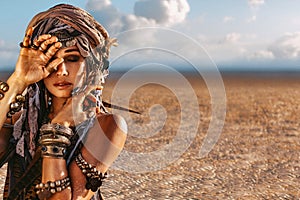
[45,58,64,74]
[22,27,34,47]
[40,36,58,52]
[33,34,51,48]
[44,42,62,58]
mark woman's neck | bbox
[49,96,68,119]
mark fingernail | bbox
[55,42,62,48]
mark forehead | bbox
[56,45,81,56]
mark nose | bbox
[56,62,69,76]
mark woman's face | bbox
[44,45,85,98]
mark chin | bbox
[51,91,72,98]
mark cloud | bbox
[248,50,274,60]
[134,0,190,26]
[247,0,264,23]
[86,0,190,34]
[85,0,193,69]
[0,39,4,47]
[225,32,241,43]
[248,0,265,8]
[86,0,112,10]
[268,32,300,59]
[246,15,257,23]
[223,16,234,23]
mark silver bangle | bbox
[39,134,71,147]
[40,123,74,138]
[39,123,74,158]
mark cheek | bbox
[43,76,52,89]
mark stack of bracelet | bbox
[39,123,74,158]
[75,153,108,192]
[0,81,26,118]
[36,123,74,197]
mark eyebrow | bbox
[64,48,80,53]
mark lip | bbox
[53,81,73,89]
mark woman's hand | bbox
[14,27,64,87]
[51,86,103,127]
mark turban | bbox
[26,4,116,75]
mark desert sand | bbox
[0,71,299,199]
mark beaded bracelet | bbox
[7,94,26,118]
[75,153,107,192]
[35,176,70,199]
[0,81,26,118]
[0,81,9,100]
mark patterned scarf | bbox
[13,84,40,158]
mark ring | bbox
[30,44,39,50]
[19,42,29,48]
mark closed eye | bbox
[65,55,80,62]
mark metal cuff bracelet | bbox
[40,123,74,138]
[39,123,74,158]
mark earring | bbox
[45,89,52,109]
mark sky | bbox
[0,0,300,71]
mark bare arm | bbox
[0,27,62,129]
[44,114,127,200]
[0,74,27,130]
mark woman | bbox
[0,4,127,200]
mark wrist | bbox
[7,72,28,93]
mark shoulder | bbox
[83,113,127,165]
[96,113,127,135]
[97,114,127,133]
